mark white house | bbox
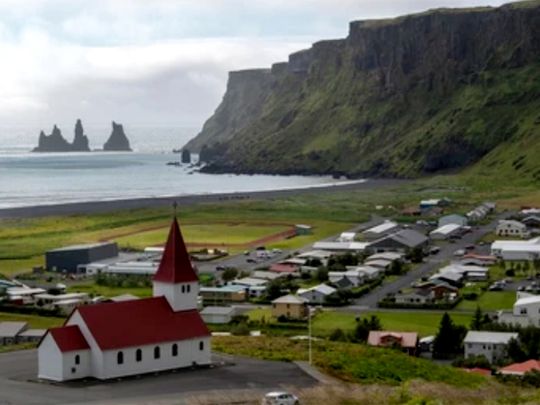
[297,284,336,305]
[438,214,468,227]
[38,218,211,381]
[498,293,540,327]
[496,220,529,238]
[429,223,463,240]
[362,221,400,240]
[338,232,356,242]
[200,306,237,324]
[491,238,540,261]
[464,331,518,363]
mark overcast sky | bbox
[0,0,518,128]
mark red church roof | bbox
[153,217,199,284]
[48,325,90,352]
[73,297,210,350]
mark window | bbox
[75,354,80,365]
[172,343,178,357]
[136,349,142,362]
[199,341,204,351]
[71,367,76,374]
[154,346,161,359]
[117,351,124,365]
[181,285,185,293]
[187,284,191,293]
[521,308,528,315]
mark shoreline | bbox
[0,178,408,219]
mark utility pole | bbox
[308,305,313,365]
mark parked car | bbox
[453,249,465,257]
[246,258,257,263]
[262,392,299,405]
[271,248,283,254]
[429,246,441,255]
[465,244,475,250]
[215,265,225,271]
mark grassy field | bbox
[456,291,516,311]
[0,312,63,329]
[247,308,472,337]
[312,311,473,337]
[212,336,485,388]
[67,283,152,298]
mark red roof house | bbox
[38,217,211,382]
[499,360,540,376]
[367,331,418,355]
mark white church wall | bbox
[38,334,64,381]
[153,281,199,312]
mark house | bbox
[251,271,285,281]
[0,322,28,345]
[464,331,518,363]
[420,199,451,209]
[297,284,337,305]
[354,265,383,280]
[430,223,463,240]
[362,221,400,240]
[460,254,497,266]
[269,263,299,274]
[499,360,540,376]
[297,250,333,266]
[338,232,356,242]
[438,214,468,227]
[5,287,47,304]
[437,264,489,281]
[332,276,355,289]
[200,306,237,324]
[37,218,211,381]
[271,295,308,320]
[368,229,429,253]
[496,220,529,238]
[491,238,540,261]
[295,224,312,235]
[199,285,246,304]
[401,206,421,217]
[17,328,46,343]
[34,292,91,314]
[394,289,433,305]
[498,293,540,327]
[367,331,418,355]
[364,259,392,270]
[522,216,540,228]
[366,252,404,262]
[416,280,459,300]
[429,271,464,287]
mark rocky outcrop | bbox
[32,125,72,152]
[181,149,191,164]
[187,1,540,180]
[103,122,132,151]
[71,119,90,151]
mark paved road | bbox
[354,213,510,308]
[0,350,316,405]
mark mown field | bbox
[0,311,63,329]
[456,291,516,311]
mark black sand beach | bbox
[0,179,408,219]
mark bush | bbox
[463,292,479,301]
[329,328,348,342]
[505,269,516,277]
[231,322,250,336]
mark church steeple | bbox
[153,216,199,312]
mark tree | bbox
[389,260,404,275]
[470,307,484,330]
[433,313,466,359]
[408,247,424,263]
[352,315,382,342]
[315,267,329,282]
[221,267,239,282]
[506,337,526,363]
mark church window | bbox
[172,343,178,357]
[136,349,142,362]
[117,351,124,365]
[181,285,185,293]
[187,284,191,293]
[75,354,80,365]
[199,341,204,351]
[154,346,161,359]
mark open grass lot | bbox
[212,336,484,387]
[246,309,472,337]
[67,283,152,298]
[456,291,516,311]
[312,310,473,337]
[0,311,63,329]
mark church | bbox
[37,218,211,381]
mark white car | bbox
[262,391,299,405]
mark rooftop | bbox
[363,221,399,235]
[272,294,307,304]
[464,331,518,344]
[0,321,27,338]
[200,306,236,315]
[48,242,116,253]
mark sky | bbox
[0,0,520,129]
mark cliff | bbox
[71,119,90,151]
[33,125,72,152]
[187,0,540,182]
[103,121,132,151]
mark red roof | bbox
[153,217,198,284]
[500,360,540,376]
[270,263,299,273]
[73,297,210,350]
[367,331,418,348]
[48,325,90,352]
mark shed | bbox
[200,306,237,324]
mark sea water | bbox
[0,125,358,208]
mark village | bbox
[1,195,540,395]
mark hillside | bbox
[185,1,540,181]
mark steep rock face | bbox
[188,1,540,180]
[103,121,132,151]
[71,119,90,151]
[183,69,275,152]
[33,125,72,152]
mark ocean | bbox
[0,125,357,209]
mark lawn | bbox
[313,310,473,337]
[457,291,516,311]
[68,283,152,298]
[212,336,485,388]
[0,312,64,329]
